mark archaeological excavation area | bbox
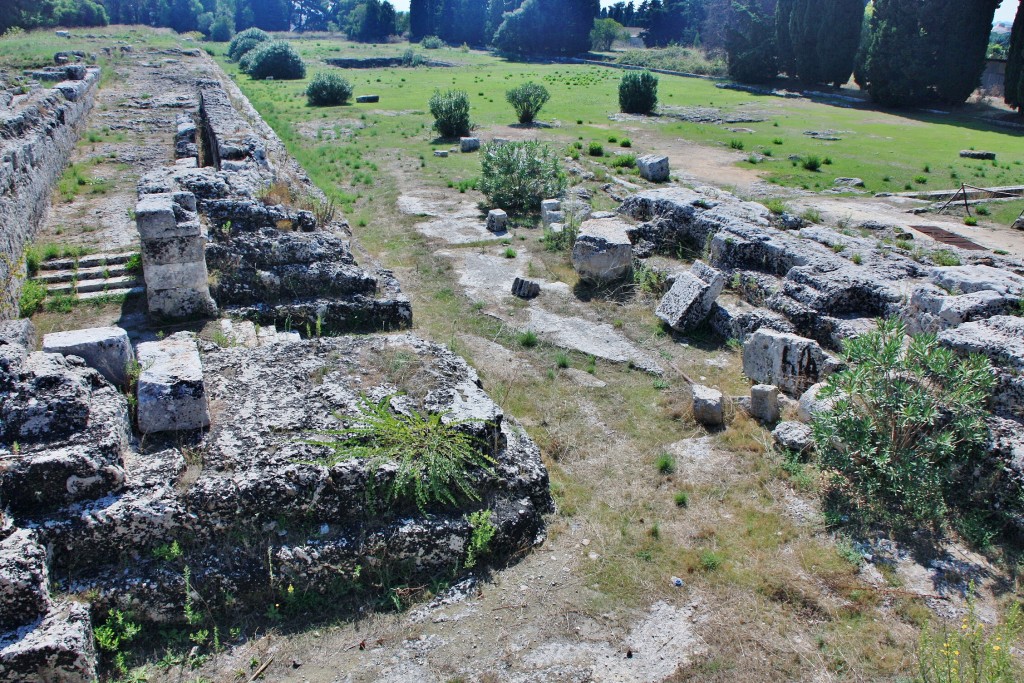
[2,26,1024,683]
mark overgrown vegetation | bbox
[429,89,472,138]
[811,318,995,528]
[307,395,495,512]
[227,27,269,62]
[615,46,727,77]
[916,594,1024,683]
[479,140,566,214]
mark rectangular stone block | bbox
[141,235,205,266]
[136,333,211,434]
[637,155,670,183]
[42,326,134,387]
[144,260,209,291]
[136,195,199,240]
[0,529,53,631]
[146,287,217,321]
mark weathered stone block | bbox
[692,384,724,427]
[141,234,206,265]
[797,382,835,423]
[459,137,480,152]
[772,421,813,454]
[433,150,448,158]
[960,150,995,160]
[742,328,833,396]
[541,199,562,226]
[750,384,780,423]
[136,333,211,434]
[42,326,134,387]
[0,529,52,631]
[144,261,210,291]
[655,260,725,332]
[146,287,217,321]
[356,94,379,103]
[637,155,670,183]
[0,600,96,683]
[486,209,508,233]
[136,194,198,240]
[571,218,633,285]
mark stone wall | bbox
[0,67,100,319]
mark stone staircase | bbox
[34,251,144,301]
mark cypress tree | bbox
[410,0,435,41]
[789,0,824,84]
[862,0,930,106]
[923,0,1000,104]
[725,1,778,83]
[1008,0,1024,112]
[493,0,597,55]
[775,0,796,77]
[817,0,866,88]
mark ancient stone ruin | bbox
[0,65,551,682]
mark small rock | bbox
[959,150,995,160]
[433,150,448,158]
[797,382,835,423]
[356,94,379,103]
[459,137,480,152]
[749,384,780,423]
[834,177,865,188]
[136,332,211,434]
[691,384,724,427]
[772,421,813,454]
[485,208,508,233]
[571,218,633,285]
[511,277,540,299]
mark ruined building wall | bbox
[0,67,100,319]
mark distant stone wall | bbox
[0,67,100,319]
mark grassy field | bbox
[212,35,1024,200]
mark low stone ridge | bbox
[960,150,996,160]
[136,332,211,434]
[655,260,725,332]
[618,186,1024,354]
[197,79,269,173]
[41,326,134,387]
[571,217,634,285]
[1,67,100,318]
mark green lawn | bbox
[218,35,1024,201]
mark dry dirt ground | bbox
[24,49,1021,682]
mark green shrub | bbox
[307,395,495,512]
[930,249,961,267]
[610,153,636,168]
[964,216,978,226]
[811,318,995,527]
[656,452,675,474]
[620,138,631,147]
[208,14,234,42]
[464,509,496,568]
[518,330,539,347]
[802,155,822,172]
[306,72,353,106]
[429,89,471,138]
[401,48,424,67]
[479,140,566,213]
[18,280,46,317]
[244,41,306,80]
[729,138,745,151]
[505,82,550,124]
[555,352,570,368]
[588,141,604,157]
[503,247,517,258]
[699,550,723,571]
[227,27,269,61]
[764,198,790,215]
[674,491,689,507]
[618,70,658,115]
[421,35,444,49]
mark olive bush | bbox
[811,317,995,527]
[244,41,306,80]
[479,140,566,214]
[306,72,353,106]
[618,70,658,115]
[227,27,269,61]
[429,89,471,138]
[505,82,550,124]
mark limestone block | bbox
[833,177,865,188]
[433,150,448,158]
[742,328,833,396]
[459,137,480,152]
[571,218,633,285]
[144,261,210,291]
[136,333,211,434]
[637,155,670,183]
[136,194,195,240]
[541,199,562,226]
[797,382,835,423]
[655,260,725,332]
[146,287,217,322]
[959,150,995,160]
[691,384,724,427]
[42,326,134,387]
[141,234,206,265]
[0,600,97,683]
[486,209,508,233]
[772,421,813,454]
[0,529,52,631]
[511,277,540,299]
[750,384,780,423]
[356,94,379,103]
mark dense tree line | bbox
[409,0,488,45]
[1009,0,1024,112]
[2,0,108,34]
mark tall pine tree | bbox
[922,0,1000,104]
[1008,0,1024,112]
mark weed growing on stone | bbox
[307,395,495,512]
[464,509,496,568]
